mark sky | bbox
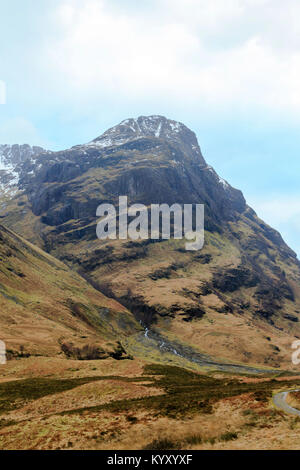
[0,0,300,257]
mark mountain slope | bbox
[0,224,140,358]
[2,115,300,369]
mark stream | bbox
[139,323,279,375]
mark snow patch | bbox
[206,166,229,189]
[155,121,162,138]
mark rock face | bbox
[2,115,300,369]
[0,144,50,196]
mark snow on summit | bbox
[89,116,185,145]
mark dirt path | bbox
[273,390,300,416]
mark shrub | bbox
[126,415,138,424]
[219,431,238,442]
[143,438,181,450]
[185,434,202,446]
[61,342,108,360]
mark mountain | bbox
[0,144,50,199]
[2,115,300,370]
[0,224,140,359]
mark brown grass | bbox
[1,357,300,450]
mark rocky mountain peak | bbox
[88,115,205,163]
[0,144,49,195]
[0,144,46,166]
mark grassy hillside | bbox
[0,224,141,358]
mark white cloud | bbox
[42,0,300,114]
